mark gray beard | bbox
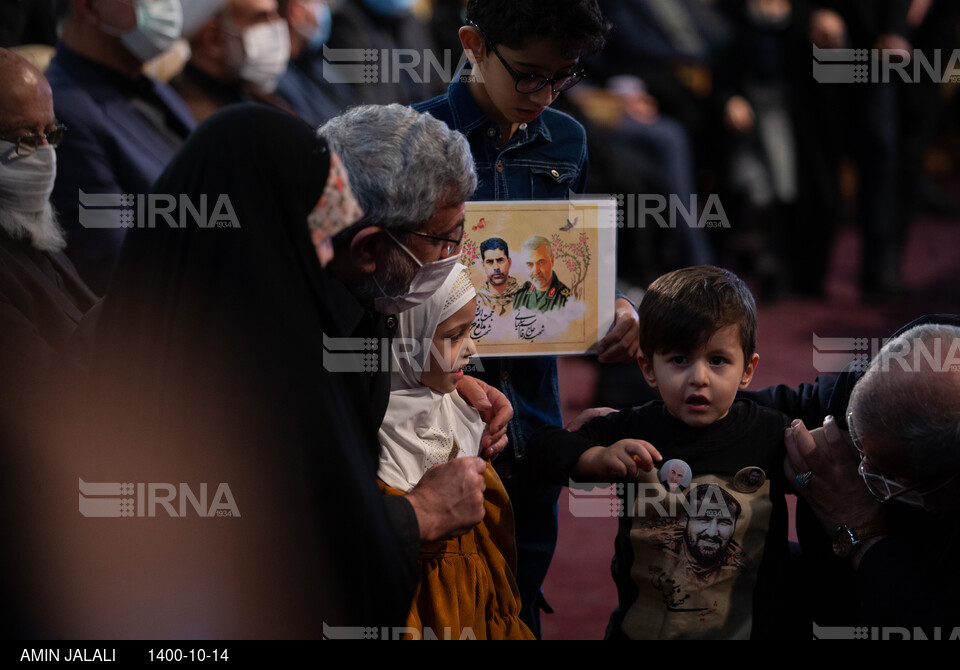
[350,243,419,308]
[0,201,66,253]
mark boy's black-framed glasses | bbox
[467,20,585,94]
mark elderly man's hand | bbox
[457,375,512,459]
[783,416,882,535]
[405,457,487,542]
[597,298,640,363]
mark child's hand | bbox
[575,439,662,481]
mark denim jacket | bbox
[414,73,590,465]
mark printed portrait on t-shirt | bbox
[621,472,772,640]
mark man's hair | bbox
[318,104,477,237]
[480,237,509,259]
[522,235,552,256]
[848,322,960,482]
[638,266,757,362]
[466,0,609,59]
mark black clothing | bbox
[13,105,416,636]
[745,313,960,631]
[527,400,795,639]
[0,230,96,415]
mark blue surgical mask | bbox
[297,1,332,52]
[107,0,184,63]
[362,0,415,19]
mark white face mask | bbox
[0,142,57,214]
[373,231,463,314]
[107,0,184,63]
[236,19,291,94]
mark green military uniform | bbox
[512,273,570,313]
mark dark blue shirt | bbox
[415,71,589,201]
[414,72,590,460]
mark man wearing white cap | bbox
[171,0,294,124]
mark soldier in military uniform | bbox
[513,236,570,313]
[477,237,520,316]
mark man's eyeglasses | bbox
[468,21,585,95]
[847,409,957,508]
[404,220,465,258]
[0,122,67,157]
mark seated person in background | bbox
[526,265,798,639]
[0,47,97,435]
[326,0,448,106]
[275,0,359,126]
[378,264,533,640]
[0,0,59,48]
[172,0,295,124]
[47,0,196,295]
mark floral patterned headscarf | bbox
[306,151,364,266]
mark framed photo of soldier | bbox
[459,199,617,357]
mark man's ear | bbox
[76,0,101,25]
[638,352,658,388]
[346,226,383,275]
[739,353,760,389]
[459,25,486,66]
[190,18,228,63]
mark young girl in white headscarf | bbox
[378,264,534,640]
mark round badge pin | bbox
[659,458,692,493]
[733,466,766,493]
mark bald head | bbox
[0,49,55,142]
[849,323,960,484]
[0,48,65,252]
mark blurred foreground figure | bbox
[8,105,414,638]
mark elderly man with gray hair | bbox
[318,103,512,551]
[748,315,960,632]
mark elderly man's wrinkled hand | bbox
[457,375,512,459]
[406,457,487,542]
[783,416,881,534]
